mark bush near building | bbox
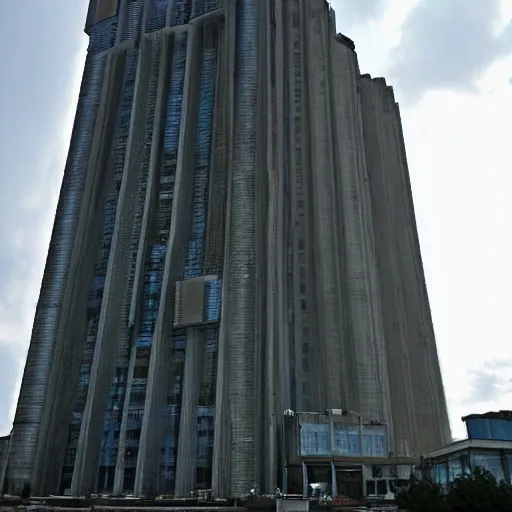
[396,468,512,512]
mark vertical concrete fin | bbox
[135,23,202,497]
[112,31,166,495]
[211,0,236,498]
[33,50,123,496]
[174,328,205,496]
[273,0,291,420]
[223,0,260,497]
[330,38,385,422]
[70,50,129,495]
[128,33,171,331]
[353,72,395,446]
[261,0,278,494]
[304,0,346,410]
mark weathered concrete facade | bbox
[0,435,9,494]
[4,0,451,499]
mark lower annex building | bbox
[3,0,451,499]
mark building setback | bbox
[3,0,451,499]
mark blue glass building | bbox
[427,411,512,487]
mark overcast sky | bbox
[0,0,511,440]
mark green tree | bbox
[447,468,512,512]
[395,468,512,512]
[395,476,448,512]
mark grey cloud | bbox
[0,2,89,419]
[389,0,512,103]
[466,367,512,404]
[466,370,501,403]
[332,0,386,27]
[484,359,512,370]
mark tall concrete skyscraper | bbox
[4,0,451,499]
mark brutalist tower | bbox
[4,0,451,499]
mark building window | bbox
[507,455,512,485]
[64,448,76,465]
[433,463,448,486]
[133,365,148,379]
[471,451,505,483]
[366,481,376,495]
[125,448,138,460]
[448,455,463,482]
[377,479,387,495]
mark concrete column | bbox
[34,48,122,496]
[128,32,171,331]
[295,0,323,413]
[359,77,418,457]
[287,0,304,416]
[274,0,291,420]
[330,38,386,422]
[331,461,337,497]
[353,73,394,441]
[223,0,260,497]
[211,0,236,498]
[174,329,205,496]
[135,22,202,497]
[203,21,228,277]
[304,0,346,410]
[111,31,168,495]
[70,47,144,496]
[356,94,394,441]
[253,0,274,493]
[113,343,137,494]
[302,461,308,497]
[263,0,278,493]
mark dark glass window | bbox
[377,479,387,495]
[466,419,491,439]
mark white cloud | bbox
[3,45,87,430]
[333,0,387,26]
[389,0,512,102]
[402,55,512,440]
